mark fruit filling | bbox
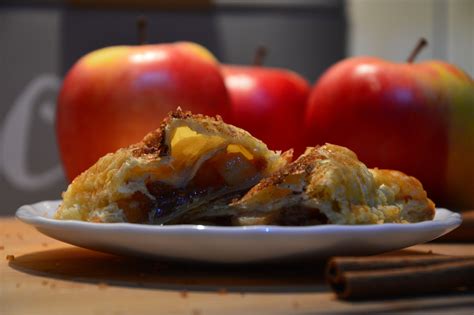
[119,143,267,224]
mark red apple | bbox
[222,65,310,154]
[57,42,230,181]
[304,40,474,207]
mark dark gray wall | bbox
[0,7,65,215]
[61,5,346,81]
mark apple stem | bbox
[407,38,428,63]
[253,45,268,66]
[137,16,148,45]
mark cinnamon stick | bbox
[326,255,474,283]
[330,260,474,300]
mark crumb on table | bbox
[98,282,108,290]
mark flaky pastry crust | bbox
[232,144,435,225]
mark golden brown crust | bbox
[250,146,319,193]
[371,169,429,201]
[370,169,436,223]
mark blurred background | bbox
[1,0,473,215]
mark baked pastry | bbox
[55,109,290,224]
[232,144,435,225]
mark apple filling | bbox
[117,128,268,224]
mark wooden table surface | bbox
[2,217,474,315]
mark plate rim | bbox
[16,199,462,235]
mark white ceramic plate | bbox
[16,200,461,263]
